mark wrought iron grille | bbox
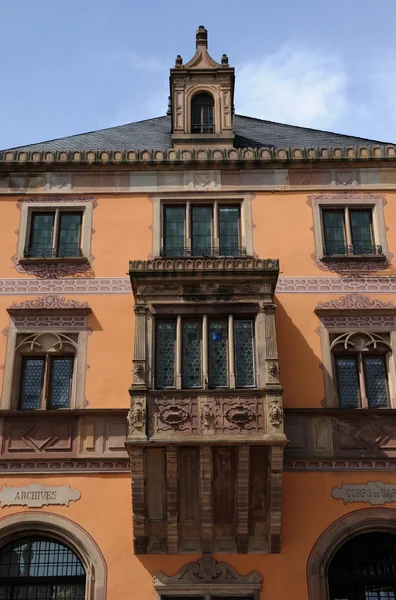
[329,532,396,600]
[160,246,247,257]
[323,244,383,257]
[24,246,83,259]
[0,536,85,600]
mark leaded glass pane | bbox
[234,320,255,387]
[350,209,374,254]
[49,357,73,409]
[164,207,185,256]
[208,320,228,387]
[29,213,54,258]
[156,320,176,388]
[335,356,360,408]
[182,321,202,388]
[323,210,346,255]
[58,212,82,257]
[191,206,212,256]
[364,356,388,408]
[20,358,45,410]
[219,206,240,256]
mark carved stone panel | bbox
[0,484,81,508]
[149,396,198,437]
[213,396,265,435]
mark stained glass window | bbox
[58,212,82,257]
[20,357,45,409]
[164,207,185,257]
[335,356,360,409]
[49,357,74,409]
[191,206,212,256]
[182,321,202,388]
[29,213,54,258]
[156,320,176,388]
[234,320,255,387]
[208,320,228,387]
[0,536,85,600]
[350,209,373,255]
[219,206,240,256]
[323,210,346,255]
[364,356,388,408]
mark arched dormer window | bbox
[191,93,214,134]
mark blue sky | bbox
[1,0,396,149]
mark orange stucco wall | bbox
[0,189,396,599]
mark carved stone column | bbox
[132,304,148,388]
[263,302,281,386]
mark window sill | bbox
[18,256,89,265]
[321,254,386,262]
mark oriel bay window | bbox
[331,332,391,409]
[162,203,242,257]
[322,206,382,257]
[155,316,255,389]
[25,209,83,258]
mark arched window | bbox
[328,532,396,600]
[0,536,86,600]
[191,93,214,134]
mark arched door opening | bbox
[328,532,396,600]
[191,93,214,133]
[0,536,86,600]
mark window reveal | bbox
[331,332,390,409]
[163,204,241,257]
[322,207,379,256]
[27,210,83,258]
[156,317,255,389]
[20,356,74,410]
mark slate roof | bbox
[3,114,391,152]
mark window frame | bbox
[331,338,390,409]
[318,324,396,409]
[191,92,215,134]
[154,313,257,391]
[1,324,89,411]
[159,197,248,258]
[321,206,379,257]
[26,209,84,259]
[17,200,94,262]
[19,352,75,410]
[310,194,389,262]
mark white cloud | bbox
[235,45,348,130]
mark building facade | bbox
[0,25,396,600]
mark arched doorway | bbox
[328,532,396,600]
[0,535,86,600]
[307,509,396,599]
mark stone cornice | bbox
[1,144,396,167]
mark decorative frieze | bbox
[315,293,396,312]
[130,256,279,272]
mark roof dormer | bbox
[169,26,235,149]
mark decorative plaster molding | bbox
[2,145,395,166]
[315,293,396,312]
[312,252,391,275]
[9,295,90,310]
[321,315,395,328]
[153,553,262,587]
[1,276,396,295]
[12,315,87,329]
[12,258,93,279]
[0,460,130,473]
[284,459,396,471]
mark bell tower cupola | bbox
[169,26,235,148]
